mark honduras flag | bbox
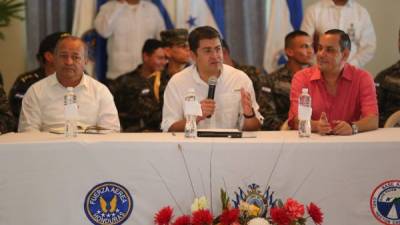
[152,0,225,37]
[72,0,108,82]
[263,0,302,73]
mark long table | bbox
[0,129,399,225]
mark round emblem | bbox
[370,180,400,225]
[246,193,266,216]
[84,182,133,225]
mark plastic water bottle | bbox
[298,88,312,137]
[64,87,78,137]
[184,88,197,138]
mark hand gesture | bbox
[332,120,352,135]
[198,99,215,121]
[318,112,332,135]
[240,88,253,117]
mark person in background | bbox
[0,81,16,134]
[288,29,378,135]
[112,39,167,132]
[374,28,400,127]
[159,28,191,107]
[9,32,70,122]
[162,26,262,132]
[18,36,120,132]
[258,30,314,130]
[221,39,262,100]
[94,0,165,80]
[301,0,376,68]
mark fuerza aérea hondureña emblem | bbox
[370,180,400,225]
[84,182,133,225]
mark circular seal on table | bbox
[370,180,400,225]
[84,182,133,225]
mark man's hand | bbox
[240,88,253,117]
[317,112,332,135]
[332,120,352,135]
[197,99,215,121]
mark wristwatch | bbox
[351,123,358,135]
[243,108,255,119]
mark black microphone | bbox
[207,76,218,99]
[206,76,218,118]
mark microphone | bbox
[206,76,218,118]
[207,76,218,100]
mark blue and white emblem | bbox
[370,180,400,225]
[84,182,133,225]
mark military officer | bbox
[112,39,167,132]
[9,32,69,122]
[258,30,314,130]
[159,28,191,107]
[374,28,400,127]
[0,83,16,134]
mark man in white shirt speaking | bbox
[18,36,120,132]
[161,26,262,132]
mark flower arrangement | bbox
[154,184,323,225]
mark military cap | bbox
[36,31,70,62]
[160,29,188,46]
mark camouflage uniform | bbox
[233,61,263,100]
[159,66,175,110]
[9,67,46,120]
[374,61,400,127]
[0,84,17,134]
[258,65,293,130]
[111,65,162,132]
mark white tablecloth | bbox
[0,129,399,225]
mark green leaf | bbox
[220,188,230,210]
[0,0,25,40]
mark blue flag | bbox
[152,0,224,37]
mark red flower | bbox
[154,206,174,225]
[307,202,324,224]
[270,207,291,225]
[284,198,305,220]
[191,209,213,225]
[172,215,191,225]
[220,208,240,225]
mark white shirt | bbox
[301,0,376,68]
[161,64,262,131]
[94,0,165,79]
[18,74,120,132]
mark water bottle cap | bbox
[302,88,308,93]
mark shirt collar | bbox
[50,72,89,89]
[311,63,353,81]
[310,66,322,81]
[341,63,353,81]
[191,64,224,86]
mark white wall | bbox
[302,0,400,76]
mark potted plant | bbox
[0,0,25,40]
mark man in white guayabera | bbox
[18,36,120,132]
[161,26,262,132]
